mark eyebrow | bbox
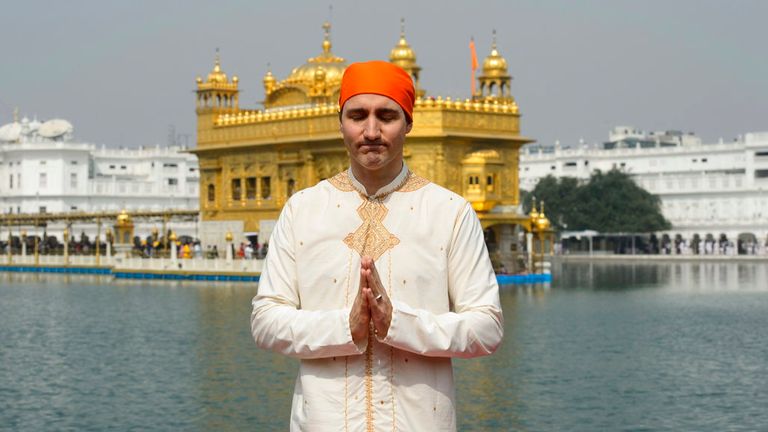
[344,107,401,117]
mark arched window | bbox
[207,184,215,202]
[287,179,296,197]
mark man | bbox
[251,60,503,431]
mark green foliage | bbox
[521,176,580,231]
[524,169,671,233]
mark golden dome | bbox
[263,69,276,85]
[206,50,229,84]
[536,201,551,231]
[482,31,509,77]
[283,22,347,90]
[389,18,417,67]
[116,209,132,225]
[263,67,277,94]
[529,198,539,221]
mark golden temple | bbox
[192,22,534,270]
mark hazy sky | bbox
[2,0,766,149]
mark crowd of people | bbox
[132,237,268,260]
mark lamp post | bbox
[105,229,113,260]
[527,198,551,274]
[34,227,40,266]
[527,199,539,273]
[95,218,101,266]
[6,229,12,264]
[63,228,70,266]
[225,231,234,262]
[169,231,178,262]
[151,227,159,258]
[535,202,552,273]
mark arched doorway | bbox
[737,232,758,255]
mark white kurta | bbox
[251,167,503,431]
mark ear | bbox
[405,121,413,135]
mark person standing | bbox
[251,60,503,431]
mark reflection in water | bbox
[194,284,297,430]
[549,260,768,293]
[1,262,767,431]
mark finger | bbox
[364,289,379,311]
[365,266,386,300]
[362,287,372,305]
[359,267,367,291]
[361,256,372,270]
[364,269,379,297]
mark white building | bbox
[0,116,199,239]
[520,127,768,252]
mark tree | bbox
[521,175,580,230]
[525,170,670,233]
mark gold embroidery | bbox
[390,346,396,432]
[344,250,353,432]
[327,170,428,194]
[398,172,429,192]
[345,357,349,432]
[365,324,375,432]
[344,200,400,261]
[388,251,396,432]
[327,170,355,191]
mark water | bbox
[1,261,767,431]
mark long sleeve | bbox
[380,202,504,358]
[250,198,365,359]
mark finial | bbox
[491,29,498,51]
[214,47,221,71]
[400,17,406,39]
[13,107,19,123]
[322,21,332,54]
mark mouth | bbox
[359,142,386,152]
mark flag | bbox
[469,37,478,96]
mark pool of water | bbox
[1,261,766,431]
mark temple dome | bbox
[482,40,509,78]
[389,20,417,68]
[283,22,347,90]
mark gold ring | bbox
[375,294,383,302]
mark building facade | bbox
[520,126,768,252]
[192,23,534,268]
[0,115,199,238]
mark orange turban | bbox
[339,61,415,121]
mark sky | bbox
[1,0,766,149]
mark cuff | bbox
[375,300,403,344]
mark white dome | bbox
[29,118,42,131]
[0,122,21,142]
[38,119,73,138]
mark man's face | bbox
[340,93,412,176]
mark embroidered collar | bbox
[348,163,410,200]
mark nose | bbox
[363,117,381,141]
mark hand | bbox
[361,256,392,339]
[349,265,371,345]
